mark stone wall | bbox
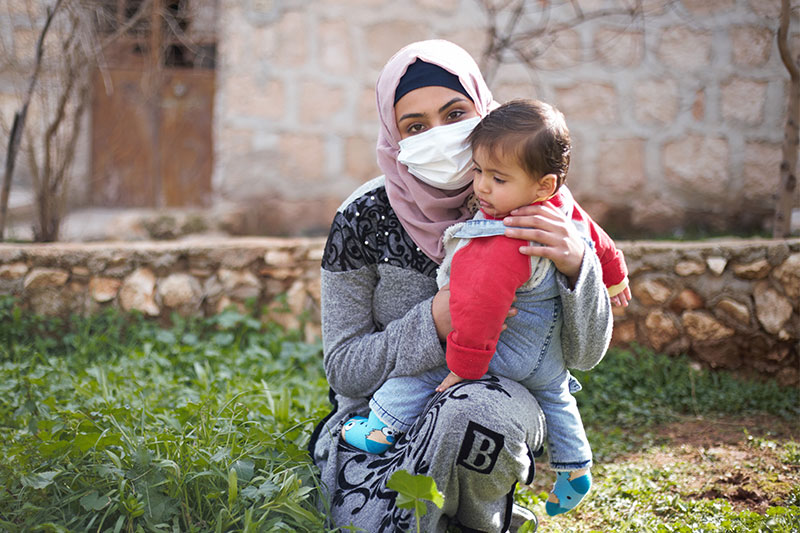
[214,0,800,237]
[1,238,797,385]
[611,238,799,386]
[2,1,799,239]
[0,238,325,341]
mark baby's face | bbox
[471,146,546,218]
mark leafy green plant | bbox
[386,470,444,532]
[516,518,538,532]
[573,345,799,464]
[0,297,331,532]
[574,344,798,428]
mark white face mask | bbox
[397,116,481,190]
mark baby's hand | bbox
[611,286,632,307]
[436,371,464,392]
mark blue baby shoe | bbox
[545,470,591,516]
[341,411,398,454]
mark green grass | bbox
[574,344,799,462]
[0,296,797,532]
[0,297,333,532]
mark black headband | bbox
[394,59,473,105]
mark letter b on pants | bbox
[457,421,505,474]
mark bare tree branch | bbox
[774,0,799,238]
[97,0,153,51]
[41,14,80,205]
[0,0,65,240]
[777,0,799,81]
[90,0,154,95]
[515,7,640,42]
[478,0,642,84]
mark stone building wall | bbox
[1,1,799,238]
[215,0,800,237]
[1,238,797,386]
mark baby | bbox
[342,99,628,516]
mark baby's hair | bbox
[468,99,571,189]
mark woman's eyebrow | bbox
[439,97,468,113]
[397,111,425,123]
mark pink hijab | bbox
[376,40,496,264]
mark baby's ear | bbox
[537,174,558,199]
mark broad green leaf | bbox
[79,491,109,511]
[142,490,179,523]
[112,515,125,533]
[106,449,123,469]
[212,332,235,346]
[155,330,176,344]
[38,440,70,458]
[215,309,244,329]
[241,479,278,501]
[95,464,124,479]
[231,459,255,482]
[21,471,59,489]
[210,447,230,463]
[386,470,444,513]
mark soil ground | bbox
[630,415,799,513]
[526,414,799,528]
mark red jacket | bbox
[445,191,627,380]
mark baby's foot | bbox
[341,411,399,454]
[545,468,591,516]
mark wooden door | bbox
[91,69,157,206]
[160,69,214,206]
[90,0,215,208]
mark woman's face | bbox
[394,85,479,139]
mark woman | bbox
[308,39,612,532]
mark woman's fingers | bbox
[502,203,584,284]
[504,206,563,240]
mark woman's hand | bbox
[502,203,585,287]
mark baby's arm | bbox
[446,234,531,379]
[568,195,631,306]
[435,371,464,392]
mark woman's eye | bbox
[472,166,481,174]
[406,124,425,135]
[493,176,505,184]
[447,109,465,121]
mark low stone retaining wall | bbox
[1,238,797,386]
[612,239,799,386]
[0,238,326,341]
